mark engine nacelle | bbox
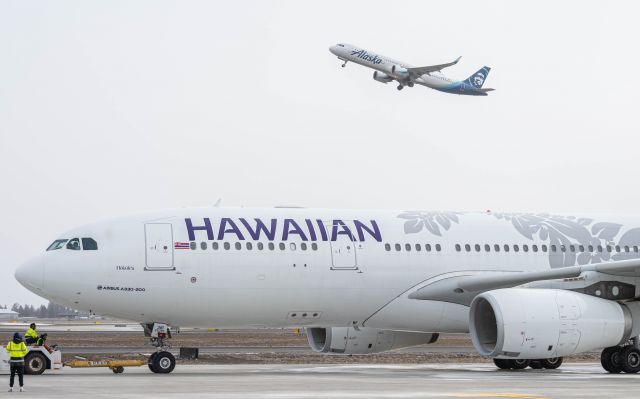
[470,288,640,359]
[390,64,409,80]
[373,71,393,84]
[306,327,438,354]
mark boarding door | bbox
[145,223,174,270]
[327,222,358,270]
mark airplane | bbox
[329,43,494,95]
[15,207,640,374]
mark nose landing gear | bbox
[143,323,176,374]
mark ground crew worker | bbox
[6,332,26,392]
[24,324,39,345]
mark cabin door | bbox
[144,223,174,270]
[327,223,358,270]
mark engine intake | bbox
[470,288,640,359]
[307,327,438,354]
[373,71,393,84]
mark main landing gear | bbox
[397,84,404,91]
[493,357,563,370]
[601,344,640,374]
[143,323,176,374]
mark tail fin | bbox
[464,66,491,88]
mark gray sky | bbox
[1,0,639,305]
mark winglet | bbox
[453,56,461,64]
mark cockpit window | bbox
[47,239,68,251]
[337,44,345,47]
[66,238,81,251]
[82,238,98,250]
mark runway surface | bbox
[3,363,638,398]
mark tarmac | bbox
[2,363,639,399]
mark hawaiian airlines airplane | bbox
[329,43,494,95]
[15,207,640,374]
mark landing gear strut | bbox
[341,60,347,68]
[143,323,176,374]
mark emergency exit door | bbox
[145,223,174,270]
[327,223,357,270]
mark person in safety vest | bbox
[6,332,27,392]
[24,323,50,352]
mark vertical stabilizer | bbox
[464,66,491,88]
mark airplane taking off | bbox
[15,206,640,374]
[329,43,494,95]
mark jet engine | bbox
[306,327,438,354]
[469,288,640,359]
[373,71,394,84]
[390,64,409,80]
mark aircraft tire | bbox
[540,357,563,369]
[397,85,403,91]
[493,358,513,369]
[601,346,623,374]
[148,352,158,373]
[151,351,176,374]
[511,359,530,370]
[528,361,543,369]
[620,346,640,374]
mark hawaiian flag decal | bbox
[174,242,190,250]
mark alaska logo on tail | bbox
[464,67,493,90]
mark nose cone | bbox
[329,45,339,55]
[15,256,44,294]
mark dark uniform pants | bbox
[9,363,24,387]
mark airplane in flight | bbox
[15,207,640,374]
[329,43,494,96]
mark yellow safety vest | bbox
[5,341,27,359]
[25,328,38,340]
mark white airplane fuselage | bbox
[16,207,640,333]
[329,44,490,95]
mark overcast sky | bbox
[1,0,639,305]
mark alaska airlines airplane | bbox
[15,207,640,374]
[329,43,493,95]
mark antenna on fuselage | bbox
[214,198,222,207]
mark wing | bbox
[408,258,640,305]
[407,56,461,78]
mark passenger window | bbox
[523,245,528,252]
[598,245,603,252]
[385,243,391,251]
[301,243,307,251]
[425,244,432,252]
[615,245,621,252]
[247,242,253,250]
[212,242,219,250]
[415,244,421,252]
[513,245,519,252]
[542,244,548,252]
[624,245,630,252]
[224,242,230,250]
[551,245,557,252]
[201,242,207,250]
[635,246,639,253]
[588,245,593,252]
[279,243,286,251]
[435,244,441,252]
[81,238,98,250]
[268,242,275,250]
[455,244,461,252]
[494,244,500,252]
[579,245,584,252]
[532,244,538,252]
[560,245,566,252]
[475,244,480,252]
[484,244,490,252]
[311,243,318,251]
[290,243,296,251]
[606,245,612,252]
[67,238,81,250]
[395,244,401,251]
[503,244,509,252]
[405,243,411,251]
[189,242,196,250]
[569,245,575,252]
[464,244,471,252]
[234,242,241,250]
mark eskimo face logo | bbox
[473,73,485,87]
